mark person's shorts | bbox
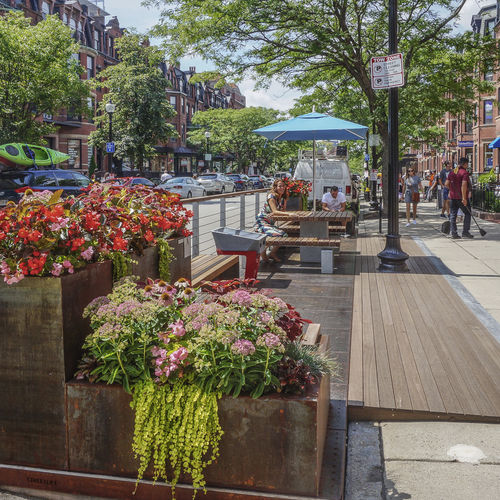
[443,187,449,201]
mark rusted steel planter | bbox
[132,237,191,282]
[0,261,113,469]
[0,237,189,470]
[66,375,329,497]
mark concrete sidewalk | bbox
[347,199,500,500]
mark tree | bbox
[188,106,301,172]
[144,0,498,198]
[89,32,176,171]
[0,12,89,144]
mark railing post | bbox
[192,201,200,258]
[220,197,226,227]
[255,192,260,220]
[240,194,245,229]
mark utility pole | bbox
[377,0,409,272]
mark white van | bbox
[274,171,291,180]
[293,150,358,211]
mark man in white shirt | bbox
[161,171,172,183]
[321,186,346,211]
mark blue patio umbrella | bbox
[488,136,500,148]
[254,112,368,209]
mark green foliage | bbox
[110,252,134,281]
[188,106,301,172]
[0,12,89,144]
[89,32,176,169]
[131,380,223,495]
[478,169,497,185]
[283,341,337,379]
[158,238,175,282]
[145,0,498,177]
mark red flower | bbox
[112,236,128,251]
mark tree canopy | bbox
[89,32,176,170]
[0,11,89,144]
[188,106,302,172]
[144,0,498,164]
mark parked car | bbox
[0,169,91,206]
[198,174,224,194]
[226,173,251,191]
[102,176,155,188]
[248,175,267,189]
[157,177,206,198]
[240,174,254,190]
[199,173,236,193]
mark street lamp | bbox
[204,130,211,172]
[105,101,116,174]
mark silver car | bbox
[198,173,236,194]
[157,177,206,198]
[197,174,220,194]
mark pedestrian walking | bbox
[445,157,473,239]
[438,161,452,218]
[254,179,289,262]
[403,167,423,226]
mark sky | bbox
[100,0,491,112]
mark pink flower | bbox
[231,339,255,356]
[260,312,272,323]
[170,347,188,363]
[5,272,24,284]
[62,260,74,274]
[231,290,253,306]
[257,332,282,349]
[169,319,185,337]
[80,247,94,261]
[51,263,64,277]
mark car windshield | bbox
[165,178,185,184]
[200,174,216,179]
[227,175,240,179]
[0,172,31,189]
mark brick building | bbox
[1,0,246,175]
[410,3,499,177]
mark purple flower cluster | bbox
[231,339,255,356]
[257,332,282,349]
[231,290,253,307]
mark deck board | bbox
[348,234,500,422]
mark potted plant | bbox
[283,178,312,210]
[69,278,336,497]
[0,185,192,468]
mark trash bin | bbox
[212,228,267,280]
[212,227,267,254]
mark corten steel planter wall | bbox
[131,237,191,282]
[66,375,329,497]
[0,261,113,469]
[286,196,302,210]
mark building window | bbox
[182,97,185,114]
[484,18,495,36]
[109,37,114,56]
[483,100,493,124]
[64,12,69,25]
[86,55,94,79]
[465,113,473,134]
[484,63,493,82]
[70,17,76,32]
[485,148,494,171]
[170,96,177,107]
[94,31,101,52]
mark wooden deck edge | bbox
[347,405,500,424]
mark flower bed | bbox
[0,184,192,284]
[72,278,334,497]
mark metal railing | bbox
[182,188,267,257]
[472,184,500,213]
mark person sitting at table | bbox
[254,179,289,263]
[322,186,346,212]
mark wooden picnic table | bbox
[272,210,354,263]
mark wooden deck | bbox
[348,234,500,422]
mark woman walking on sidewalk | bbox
[403,167,423,226]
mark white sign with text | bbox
[371,53,404,89]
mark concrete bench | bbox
[191,254,240,286]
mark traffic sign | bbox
[204,153,212,161]
[106,142,115,153]
[371,53,404,89]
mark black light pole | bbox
[377,0,409,272]
[105,101,115,174]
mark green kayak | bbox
[0,143,70,166]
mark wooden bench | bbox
[191,254,240,286]
[265,236,341,248]
[279,221,348,234]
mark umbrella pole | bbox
[313,140,316,211]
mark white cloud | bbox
[456,0,492,31]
